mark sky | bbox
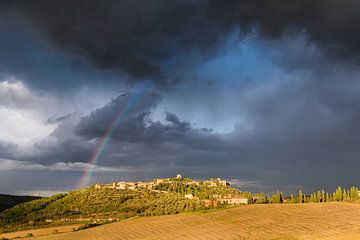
[1,0,360,196]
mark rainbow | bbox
[78,80,153,188]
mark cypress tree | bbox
[313,192,317,202]
[299,190,303,203]
[350,186,359,200]
[317,190,321,202]
[343,188,348,200]
[336,187,342,201]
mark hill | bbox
[0,194,41,212]
[0,177,249,233]
[3,202,360,240]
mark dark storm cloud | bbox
[75,89,161,142]
[2,0,360,86]
[0,9,122,93]
[1,0,223,84]
[74,91,218,147]
[208,0,360,64]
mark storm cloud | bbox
[1,0,222,84]
[1,1,360,195]
[2,0,360,85]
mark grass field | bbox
[7,202,360,240]
[0,224,82,239]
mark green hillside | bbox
[0,178,248,233]
[0,194,41,212]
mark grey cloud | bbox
[10,114,95,165]
[1,0,224,85]
[46,114,72,125]
[0,140,18,159]
[76,101,208,146]
[75,89,162,142]
[0,158,136,173]
[2,0,360,87]
[0,9,122,94]
[209,0,360,65]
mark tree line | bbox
[252,186,359,204]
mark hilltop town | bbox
[94,174,249,206]
[0,174,253,233]
[95,174,228,190]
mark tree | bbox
[279,192,284,203]
[316,190,321,203]
[343,188,348,201]
[299,190,303,203]
[310,194,314,203]
[336,187,343,201]
[246,192,253,205]
[272,191,284,204]
[303,195,308,203]
[312,192,317,202]
[350,186,359,200]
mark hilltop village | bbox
[95,174,227,190]
[94,174,249,205]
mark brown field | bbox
[8,202,360,240]
[0,224,82,239]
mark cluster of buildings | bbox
[60,217,119,223]
[218,195,249,205]
[95,181,155,190]
[94,174,229,191]
[202,195,249,208]
[94,174,248,206]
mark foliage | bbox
[271,191,284,204]
[0,178,241,233]
[0,194,41,212]
[76,223,101,231]
[154,178,243,200]
[257,186,359,205]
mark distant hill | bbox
[0,177,250,233]
[0,194,41,212]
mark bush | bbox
[77,223,101,231]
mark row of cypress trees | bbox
[293,186,360,203]
[253,186,359,204]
